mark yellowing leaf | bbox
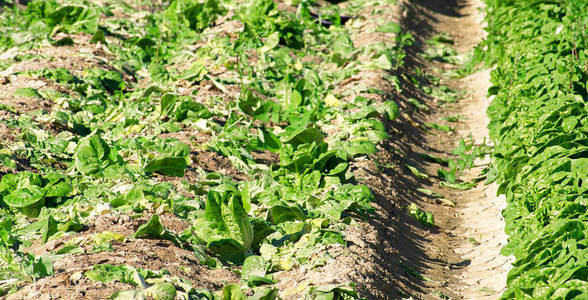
[325,94,340,107]
[276,257,295,271]
[93,231,126,244]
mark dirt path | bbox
[398,0,512,299]
[450,67,512,299]
[438,1,513,298]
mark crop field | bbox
[0,0,586,299]
[0,0,409,298]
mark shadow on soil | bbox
[351,0,466,298]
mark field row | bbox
[483,0,588,298]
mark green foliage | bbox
[482,0,588,298]
[0,172,72,217]
[241,255,275,287]
[376,22,401,34]
[74,135,117,176]
[191,190,254,264]
[85,264,147,287]
[405,164,429,179]
[14,88,42,99]
[421,34,460,64]
[0,0,412,297]
[132,215,182,246]
[160,94,212,122]
[408,203,434,227]
[306,283,358,299]
[166,0,224,32]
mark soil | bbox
[448,69,513,299]
[0,75,55,114]
[379,0,511,298]
[8,213,239,300]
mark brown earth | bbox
[378,0,511,298]
[8,213,239,300]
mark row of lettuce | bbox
[0,0,405,298]
[483,0,587,298]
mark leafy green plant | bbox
[85,264,147,287]
[425,122,453,133]
[421,34,460,64]
[0,249,54,295]
[159,94,212,122]
[397,260,432,282]
[124,137,191,177]
[74,135,121,177]
[408,203,434,227]
[14,88,42,99]
[241,255,275,287]
[191,190,254,264]
[405,164,429,179]
[0,172,72,217]
[43,5,100,34]
[306,283,358,299]
[132,215,182,247]
[483,0,588,297]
